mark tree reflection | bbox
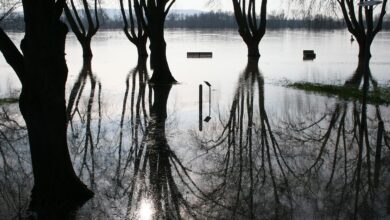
[278,61,390,219]
[67,60,102,191]
[115,57,150,188]
[195,58,294,219]
[0,106,30,219]
[112,62,199,219]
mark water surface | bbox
[0,29,389,219]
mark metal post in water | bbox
[203,81,212,122]
[199,84,203,131]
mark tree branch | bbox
[0,27,24,83]
[373,0,388,36]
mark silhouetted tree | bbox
[120,0,148,58]
[64,0,100,62]
[140,0,177,83]
[295,0,388,63]
[232,0,268,57]
[0,0,93,218]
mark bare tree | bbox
[139,0,177,83]
[232,0,268,57]
[64,0,100,62]
[294,0,388,63]
[119,0,148,58]
[0,0,93,218]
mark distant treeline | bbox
[2,11,390,31]
[165,12,348,30]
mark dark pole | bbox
[199,84,203,131]
[208,85,211,115]
[204,81,212,122]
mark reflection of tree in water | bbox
[195,58,294,219]
[67,61,102,191]
[278,62,390,219]
[115,58,150,187]
[0,106,30,218]
[112,59,200,219]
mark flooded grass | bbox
[287,82,390,105]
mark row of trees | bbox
[166,12,347,29]
[0,0,176,217]
[10,10,390,30]
[0,0,388,218]
[1,1,388,63]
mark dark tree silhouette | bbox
[295,0,388,63]
[338,0,388,62]
[232,0,268,57]
[120,0,148,58]
[0,0,93,218]
[64,0,100,62]
[140,0,177,83]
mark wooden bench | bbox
[303,50,316,60]
[187,52,213,58]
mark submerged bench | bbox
[187,52,213,58]
[303,50,316,60]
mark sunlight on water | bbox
[137,199,154,220]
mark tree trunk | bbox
[245,57,260,73]
[20,18,93,219]
[148,17,176,84]
[137,36,148,59]
[358,40,372,63]
[246,39,260,58]
[82,37,93,62]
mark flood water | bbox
[0,29,390,219]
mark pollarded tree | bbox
[64,0,100,62]
[120,0,148,58]
[0,0,93,218]
[232,0,268,57]
[340,0,388,62]
[140,0,177,83]
[295,0,388,63]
